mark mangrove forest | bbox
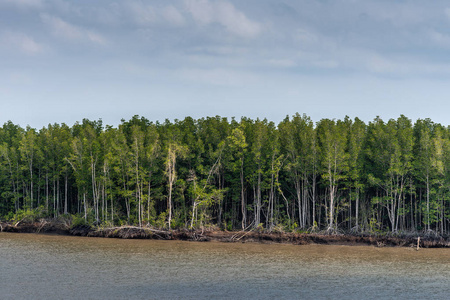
[1,114,450,235]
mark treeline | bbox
[0,114,449,234]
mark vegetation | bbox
[0,114,449,235]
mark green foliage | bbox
[368,218,382,234]
[71,214,88,227]
[9,206,46,223]
[155,210,168,229]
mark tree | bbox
[346,117,366,230]
[188,142,225,228]
[227,126,248,229]
[165,142,187,228]
[414,119,438,231]
[19,126,40,209]
[278,113,316,229]
[317,118,348,230]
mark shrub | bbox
[71,214,88,227]
[10,206,46,223]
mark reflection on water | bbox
[0,232,449,299]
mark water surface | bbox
[0,232,449,299]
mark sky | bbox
[2,0,450,129]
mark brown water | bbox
[0,233,449,299]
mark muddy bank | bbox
[1,221,449,248]
[203,230,450,248]
[1,220,70,235]
[73,227,450,248]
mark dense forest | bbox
[0,114,449,235]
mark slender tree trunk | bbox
[255,166,261,227]
[91,157,99,222]
[426,174,430,231]
[168,164,173,229]
[110,171,114,223]
[312,172,316,228]
[303,177,307,228]
[53,179,56,217]
[355,188,359,229]
[83,192,87,220]
[241,157,246,229]
[56,179,60,215]
[29,161,33,209]
[137,163,141,228]
[296,178,302,228]
[269,157,275,229]
[46,172,49,213]
[328,161,335,229]
[147,171,152,225]
[410,181,414,231]
[64,175,68,214]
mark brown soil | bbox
[1,221,449,248]
[1,220,70,235]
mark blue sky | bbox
[2,0,450,128]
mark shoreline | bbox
[1,220,449,248]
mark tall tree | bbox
[19,126,40,209]
[227,126,248,229]
[317,118,348,230]
[164,142,187,228]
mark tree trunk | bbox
[241,157,246,230]
[64,175,68,214]
[426,175,430,231]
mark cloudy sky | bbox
[2,0,450,128]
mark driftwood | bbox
[71,225,175,240]
[376,241,386,247]
[37,220,48,233]
[230,222,255,242]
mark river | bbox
[0,232,449,299]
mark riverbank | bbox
[1,220,449,248]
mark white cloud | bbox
[312,60,339,69]
[267,59,296,68]
[215,1,260,37]
[294,29,319,46]
[365,54,399,74]
[41,14,82,40]
[445,7,450,19]
[163,5,185,26]
[86,31,106,45]
[189,45,248,56]
[428,29,450,48]
[185,0,213,24]
[354,50,450,76]
[40,14,106,45]
[178,68,257,86]
[126,2,157,25]
[1,31,44,55]
[124,2,185,27]
[8,71,32,85]
[185,0,261,38]
[0,0,42,9]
